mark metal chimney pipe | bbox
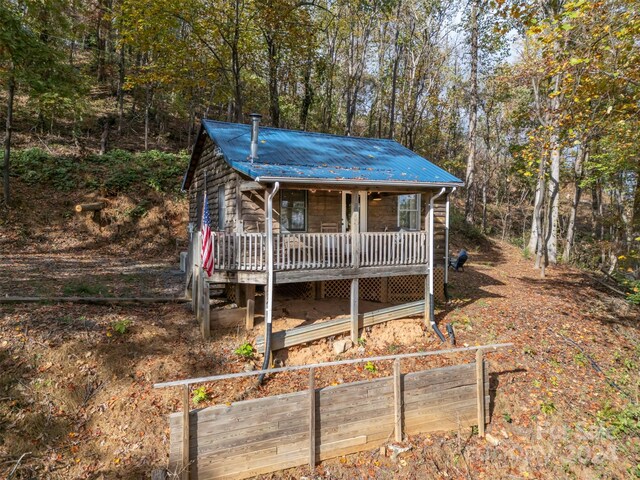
[249,113,262,162]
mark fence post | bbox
[476,349,485,438]
[308,367,316,469]
[393,358,403,442]
[245,299,255,330]
[182,385,190,480]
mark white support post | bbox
[351,191,360,268]
[424,200,431,324]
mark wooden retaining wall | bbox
[168,360,489,480]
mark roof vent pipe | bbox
[249,113,262,162]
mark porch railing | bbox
[212,231,429,272]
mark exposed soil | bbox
[1,208,639,479]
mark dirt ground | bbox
[1,238,639,479]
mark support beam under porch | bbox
[205,264,431,285]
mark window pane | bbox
[410,211,418,230]
[398,194,420,230]
[280,190,307,232]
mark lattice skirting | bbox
[225,284,236,303]
[322,269,445,303]
[225,269,445,304]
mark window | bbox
[398,194,421,230]
[280,190,307,232]
[218,185,225,231]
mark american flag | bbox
[200,192,214,276]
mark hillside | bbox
[1,184,638,478]
[1,149,189,258]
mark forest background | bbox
[1,0,639,292]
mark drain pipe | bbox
[444,187,457,301]
[429,187,447,342]
[258,181,279,384]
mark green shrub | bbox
[12,148,78,191]
[234,342,255,359]
[192,386,209,404]
[112,318,132,335]
[624,280,640,305]
[125,201,149,219]
[11,148,188,194]
[597,402,640,436]
[540,401,556,415]
[364,361,377,373]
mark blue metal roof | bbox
[197,119,463,187]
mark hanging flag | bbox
[200,192,214,276]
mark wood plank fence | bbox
[156,344,511,480]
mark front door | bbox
[341,191,368,233]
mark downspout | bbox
[429,187,447,342]
[258,181,279,384]
[444,187,457,300]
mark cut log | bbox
[0,296,190,305]
[75,202,104,213]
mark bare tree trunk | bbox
[528,151,546,254]
[96,0,107,82]
[633,170,640,244]
[266,36,280,127]
[187,93,196,149]
[299,59,313,130]
[388,0,402,140]
[481,180,488,233]
[231,1,243,123]
[591,180,602,239]
[117,45,125,134]
[562,143,588,263]
[540,198,549,278]
[144,86,152,152]
[547,135,561,263]
[534,149,547,271]
[3,72,15,207]
[464,0,479,225]
[100,117,110,155]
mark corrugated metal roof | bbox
[196,119,463,187]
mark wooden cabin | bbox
[183,115,463,346]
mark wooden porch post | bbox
[236,284,247,307]
[350,192,360,342]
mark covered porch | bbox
[205,183,450,283]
